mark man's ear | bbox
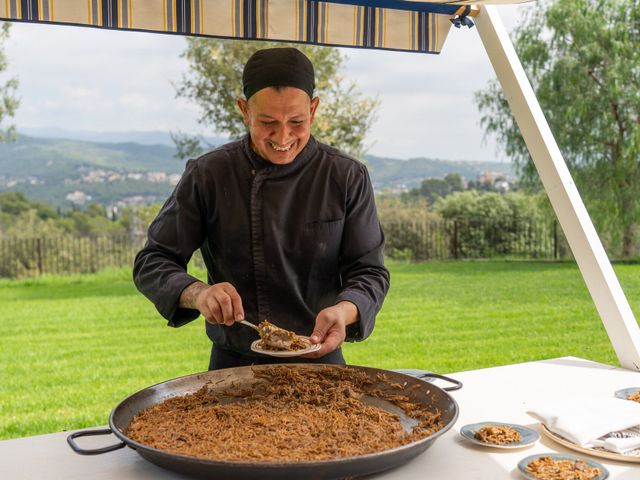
[309,97,320,124]
[237,97,250,125]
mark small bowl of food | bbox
[460,421,539,449]
[517,453,609,480]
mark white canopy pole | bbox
[474,5,640,371]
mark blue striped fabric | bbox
[165,0,194,33]
[417,10,427,51]
[175,0,192,34]
[321,0,462,14]
[101,0,118,28]
[241,0,254,39]
[20,0,38,20]
[306,1,319,43]
[0,0,532,54]
[362,6,374,48]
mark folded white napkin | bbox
[528,397,640,446]
[601,436,640,453]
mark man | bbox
[133,47,389,369]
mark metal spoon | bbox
[238,320,261,333]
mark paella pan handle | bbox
[67,428,126,455]
[415,372,463,391]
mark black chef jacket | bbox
[133,134,390,365]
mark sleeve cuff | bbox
[157,274,203,327]
[336,290,374,342]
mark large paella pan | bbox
[67,364,461,479]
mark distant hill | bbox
[0,134,182,177]
[0,135,184,207]
[363,154,513,191]
[19,127,227,148]
[0,134,513,208]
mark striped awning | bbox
[0,1,532,54]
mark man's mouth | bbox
[268,140,295,152]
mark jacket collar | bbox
[242,134,318,177]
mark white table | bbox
[2,357,639,479]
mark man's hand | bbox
[303,301,359,358]
[180,281,244,326]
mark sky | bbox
[3,3,534,162]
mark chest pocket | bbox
[302,218,344,274]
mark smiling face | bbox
[237,87,319,165]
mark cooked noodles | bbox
[525,456,601,480]
[126,366,444,462]
[474,425,521,445]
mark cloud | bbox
[6,23,198,133]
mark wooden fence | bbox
[0,219,569,278]
[0,235,146,278]
[384,218,569,262]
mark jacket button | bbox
[251,169,256,176]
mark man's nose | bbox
[272,124,292,145]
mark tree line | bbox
[0,192,159,238]
[0,188,570,278]
[1,184,574,272]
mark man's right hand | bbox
[179,281,244,326]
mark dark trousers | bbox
[208,344,346,370]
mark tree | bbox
[475,0,640,256]
[405,173,464,205]
[175,39,378,159]
[58,204,127,237]
[0,192,55,219]
[434,191,553,258]
[4,209,66,238]
[0,22,19,142]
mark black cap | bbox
[242,47,315,100]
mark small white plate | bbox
[460,422,539,449]
[250,338,321,357]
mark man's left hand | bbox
[302,301,359,358]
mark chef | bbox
[133,47,389,369]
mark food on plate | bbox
[474,425,521,445]
[126,366,444,461]
[525,456,601,480]
[256,320,308,351]
[627,391,640,403]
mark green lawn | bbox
[1,261,638,440]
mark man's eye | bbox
[261,121,276,126]
[290,120,303,125]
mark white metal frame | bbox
[475,5,640,371]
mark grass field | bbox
[1,260,638,440]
